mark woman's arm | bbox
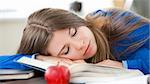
[36,55,86,67]
[117,23,150,74]
[0,54,33,70]
[96,47,150,75]
[0,54,85,70]
[124,48,150,75]
[99,47,150,74]
[96,59,123,69]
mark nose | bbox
[70,39,84,50]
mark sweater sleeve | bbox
[125,48,150,74]
[0,54,33,70]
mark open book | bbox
[0,69,34,80]
[16,57,143,84]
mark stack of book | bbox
[0,69,34,80]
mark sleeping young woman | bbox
[0,8,149,74]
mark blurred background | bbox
[0,0,149,55]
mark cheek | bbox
[78,29,92,40]
[77,32,88,41]
[46,45,59,56]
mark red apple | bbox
[44,65,70,84]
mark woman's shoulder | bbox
[128,23,149,42]
[93,8,130,15]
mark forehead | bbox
[47,28,68,56]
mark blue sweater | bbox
[0,9,149,74]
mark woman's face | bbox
[47,26,97,60]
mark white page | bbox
[16,57,54,70]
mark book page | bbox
[16,57,54,70]
[69,63,144,83]
[87,75,149,84]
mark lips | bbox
[83,41,91,56]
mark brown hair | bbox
[17,8,149,63]
[17,8,86,55]
[85,8,149,63]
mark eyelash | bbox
[64,46,69,55]
[64,28,77,55]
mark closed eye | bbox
[62,28,77,55]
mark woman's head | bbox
[17,8,113,63]
[17,8,97,60]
